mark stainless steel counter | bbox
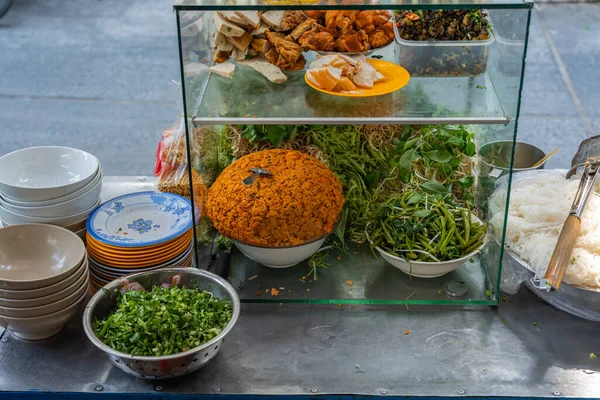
[1,290,599,398]
[0,177,599,398]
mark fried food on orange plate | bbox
[307,66,343,91]
[307,54,386,93]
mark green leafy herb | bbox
[241,125,298,147]
[476,85,487,89]
[532,322,537,327]
[93,286,232,356]
[421,181,448,195]
[591,353,597,360]
[369,189,487,262]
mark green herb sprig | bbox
[93,286,232,356]
[369,189,486,262]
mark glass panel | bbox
[176,6,531,305]
[175,1,531,11]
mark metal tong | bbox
[545,136,600,289]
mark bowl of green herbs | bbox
[82,268,239,380]
[369,190,487,278]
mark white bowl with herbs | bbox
[369,189,487,278]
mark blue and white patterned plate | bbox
[86,191,193,247]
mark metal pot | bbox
[479,141,547,177]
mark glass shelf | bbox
[186,48,510,126]
[192,71,509,126]
[215,243,497,305]
[175,0,532,11]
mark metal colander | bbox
[82,268,240,380]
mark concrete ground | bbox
[0,1,598,174]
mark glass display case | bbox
[173,0,532,306]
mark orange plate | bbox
[87,236,192,260]
[87,237,192,262]
[87,248,189,268]
[86,229,193,252]
[305,59,410,98]
[86,229,193,253]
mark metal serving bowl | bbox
[504,249,600,322]
[82,268,240,380]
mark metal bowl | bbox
[82,268,240,379]
[479,141,547,176]
[504,249,600,322]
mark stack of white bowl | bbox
[0,224,89,340]
[0,146,102,240]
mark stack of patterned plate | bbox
[85,191,194,292]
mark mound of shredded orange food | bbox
[207,149,344,247]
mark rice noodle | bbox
[490,171,600,289]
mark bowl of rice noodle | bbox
[489,169,600,322]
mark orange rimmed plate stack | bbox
[85,192,194,293]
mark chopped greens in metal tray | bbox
[93,285,232,356]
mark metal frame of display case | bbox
[174,0,533,306]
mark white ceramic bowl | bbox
[376,245,484,278]
[0,288,88,340]
[0,224,86,289]
[0,263,88,308]
[0,276,89,318]
[0,146,99,202]
[0,198,100,226]
[0,259,87,299]
[0,168,103,208]
[234,236,328,268]
[0,173,102,218]
[375,215,487,278]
